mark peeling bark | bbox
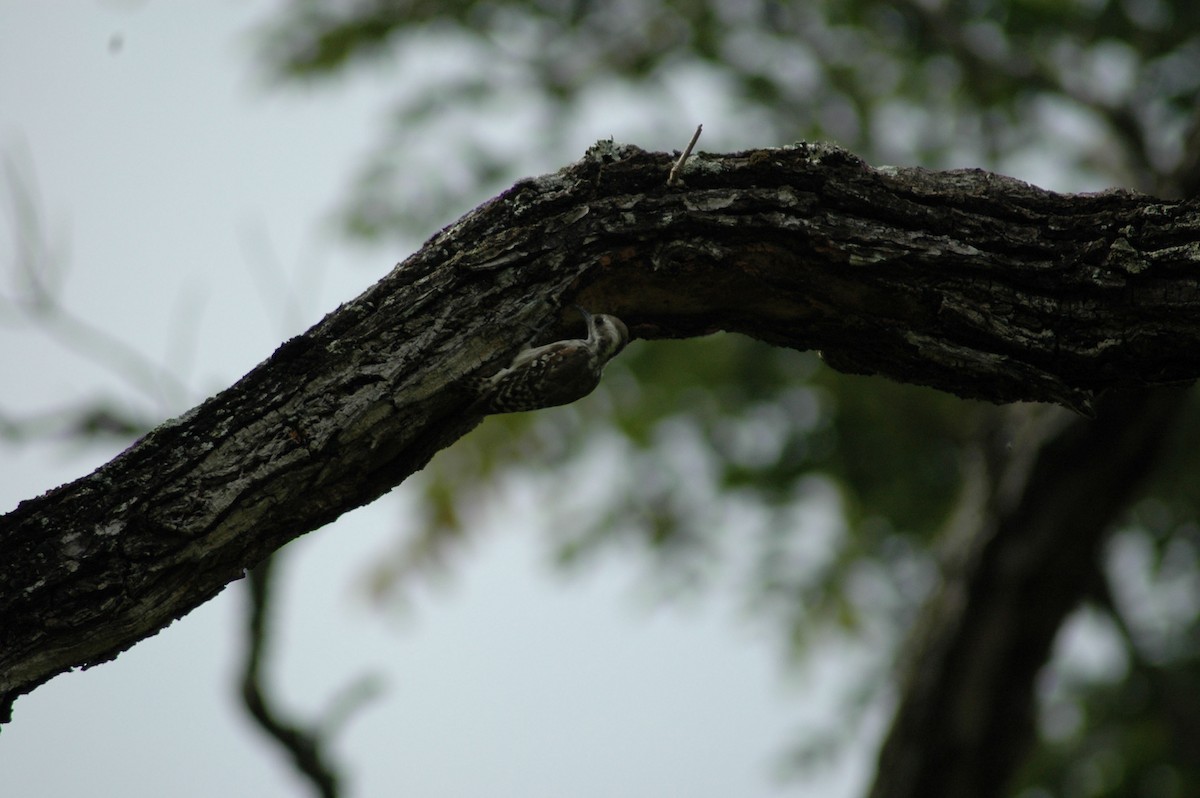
[2,140,1199,722]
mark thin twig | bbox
[241,554,342,798]
[667,124,703,185]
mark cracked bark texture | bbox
[2,140,1200,723]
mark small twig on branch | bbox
[667,124,703,185]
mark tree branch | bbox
[3,140,1199,721]
[240,554,342,798]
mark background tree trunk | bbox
[869,389,1189,798]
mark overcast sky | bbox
[0,4,876,796]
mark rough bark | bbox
[2,140,1199,722]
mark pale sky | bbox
[0,4,872,796]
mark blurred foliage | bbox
[1015,515,1200,798]
[259,0,1200,238]
[258,0,1200,791]
[1019,653,1200,798]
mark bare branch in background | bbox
[241,555,343,798]
[2,152,191,418]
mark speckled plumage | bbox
[474,307,629,414]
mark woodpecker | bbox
[473,306,629,414]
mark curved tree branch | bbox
[3,140,1200,721]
